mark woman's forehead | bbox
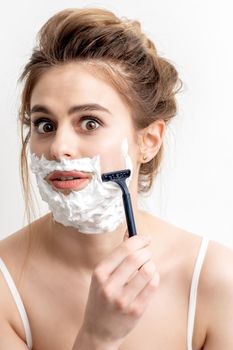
[30,62,132,116]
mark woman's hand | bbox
[76,233,160,349]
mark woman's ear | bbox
[137,119,166,163]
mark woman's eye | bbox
[33,120,55,134]
[80,118,100,131]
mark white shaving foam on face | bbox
[29,138,133,234]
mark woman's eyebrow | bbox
[29,103,112,116]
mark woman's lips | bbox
[46,171,92,191]
[51,178,90,190]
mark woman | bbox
[0,7,232,350]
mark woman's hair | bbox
[19,7,182,224]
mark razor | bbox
[101,169,137,237]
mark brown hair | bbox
[19,7,182,223]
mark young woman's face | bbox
[29,62,141,190]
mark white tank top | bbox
[0,236,209,350]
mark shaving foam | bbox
[29,138,133,234]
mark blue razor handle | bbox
[122,192,137,236]
[101,169,137,237]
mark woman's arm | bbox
[202,241,233,349]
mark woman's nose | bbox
[50,124,79,160]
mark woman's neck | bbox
[38,210,146,272]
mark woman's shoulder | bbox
[0,226,32,348]
[144,211,233,341]
[141,210,233,284]
[198,237,233,306]
[0,214,49,257]
[196,237,233,347]
[0,216,46,299]
[0,223,32,264]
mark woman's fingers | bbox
[82,233,159,346]
[106,248,153,290]
[94,234,151,283]
[122,260,157,302]
[106,259,157,309]
[126,272,160,317]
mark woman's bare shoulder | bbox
[199,237,233,294]
[0,227,33,348]
[0,216,50,346]
[0,214,49,258]
[141,210,233,276]
[197,238,233,348]
[0,225,32,266]
[145,212,233,336]
[0,230,25,265]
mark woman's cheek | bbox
[29,141,47,158]
[99,152,125,173]
[99,143,136,174]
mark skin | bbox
[0,62,233,350]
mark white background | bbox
[0,0,232,248]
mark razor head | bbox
[101,169,131,182]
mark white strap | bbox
[187,237,209,350]
[0,258,33,349]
